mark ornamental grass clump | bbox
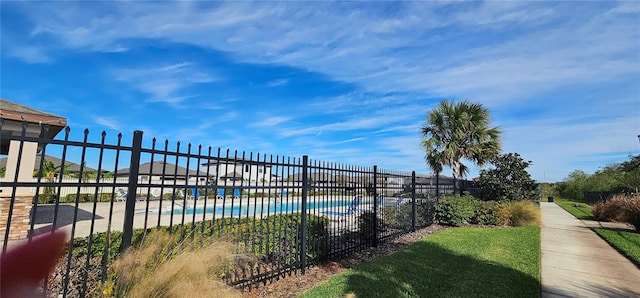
[504,201,541,227]
[107,230,243,298]
[594,194,640,231]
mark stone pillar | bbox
[1,139,38,195]
[0,193,34,240]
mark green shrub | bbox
[383,200,436,229]
[357,211,384,241]
[63,193,93,203]
[37,193,58,204]
[98,193,114,202]
[471,200,500,225]
[415,200,436,227]
[435,195,476,226]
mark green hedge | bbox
[382,201,436,229]
[68,213,330,266]
[435,194,476,226]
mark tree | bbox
[425,151,444,201]
[554,154,640,201]
[617,154,640,193]
[555,170,590,200]
[35,160,64,194]
[421,100,501,194]
[476,153,537,201]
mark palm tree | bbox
[421,100,501,195]
[35,160,62,194]
[424,150,444,201]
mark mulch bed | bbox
[243,224,449,297]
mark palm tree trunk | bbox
[436,173,440,202]
[452,160,460,196]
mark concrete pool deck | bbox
[8,195,389,243]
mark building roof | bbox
[201,158,273,166]
[0,99,68,154]
[0,99,67,134]
[0,155,97,174]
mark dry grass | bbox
[109,231,245,297]
[503,201,541,227]
[594,194,640,231]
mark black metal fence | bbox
[583,191,616,204]
[0,123,465,296]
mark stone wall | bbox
[0,193,33,240]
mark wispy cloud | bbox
[113,62,216,104]
[3,1,638,181]
[252,116,290,127]
[11,2,638,105]
[94,116,120,130]
[266,79,289,87]
[9,46,52,63]
[334,137,365,144]
[278,113,408,137]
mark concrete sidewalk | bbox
[541,202,640,297]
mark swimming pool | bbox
[165,198,361,217]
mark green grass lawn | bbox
[554,198,595,220]
[593,228,640,266]
[300,227,540,298]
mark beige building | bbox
[0,99,67,194]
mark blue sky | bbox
[1,1,639,182]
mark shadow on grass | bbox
[335,241,539,298]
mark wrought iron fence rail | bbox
[0,123,471,296]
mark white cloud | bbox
[266,79,289,87]
[499,115,639,181]
[253,116,290,127]
[334,137,365,144]
[113,62,216,104]
[94,116,120,130]
[10,2,638,105]
[4,1,639,180]
[278,113,408,137]
[9,46,52,63]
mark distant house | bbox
[116,161,199,185]
[201,159,272,183]
[404,174,456,196]
[286,172,371,190]
[0,155,98,177]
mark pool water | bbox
[166,198,359,217]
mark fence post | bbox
[411,171,416,231]
[372,165,378,248]
[300,155,308,274]
[120,130,143,253]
